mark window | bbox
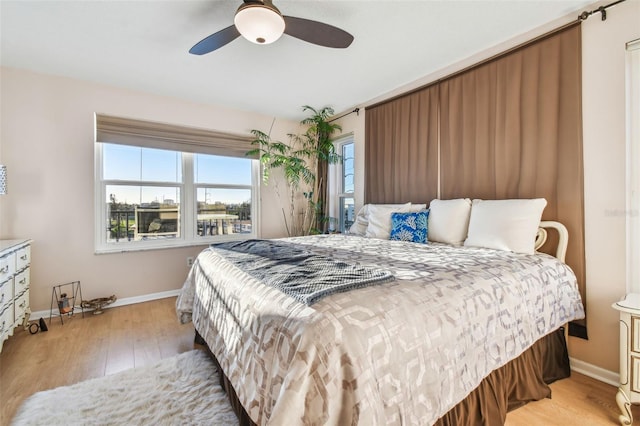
[329,136,355,233]
[627,38,640,292]
[95,115,259,253]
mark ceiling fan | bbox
[189,0,354,55]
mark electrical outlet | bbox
[187,257,194,267]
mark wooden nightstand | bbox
[612,293,640,425]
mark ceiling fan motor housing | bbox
[234,1,285,44]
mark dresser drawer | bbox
[632,353,640,394]
[0,309,7,342]
[14,289,29,327]
[16,246,30,271]
[0,278,13,312]
[0,252,16,283]
[633,316,640,353]
[14,268,29,296]
[0,308,9,341]
[1,304,14,336]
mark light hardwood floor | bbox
[0,297,633,425]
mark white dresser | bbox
[0,239,31,353]
[613,293,640,425]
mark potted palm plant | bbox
[247,105,342,236]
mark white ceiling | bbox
[0,0,596,121]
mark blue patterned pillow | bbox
[390,210,429,243]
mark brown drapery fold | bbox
[365,84,439,204]
[364,23,586,337]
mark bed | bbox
[176,207,585,426]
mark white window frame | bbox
[627,38,640,293]
[94,141,260,254]
[329,135,355,233]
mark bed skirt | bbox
[195,327,570,426]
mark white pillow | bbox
[428,198,472,245]
[365,203,412,239]
[348,204,370,236]
[349,203,421,236]
[409,203,427,212]
[464,198,547,254]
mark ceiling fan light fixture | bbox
[234,4,285,45]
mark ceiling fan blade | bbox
[189,25,241,55]
[283,16,353,48]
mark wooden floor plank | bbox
[0,297,629,425]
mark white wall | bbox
[336,0,640,374]
[0,67,296,312]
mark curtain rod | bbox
[329,107,360,123]
[367,0,625,111]
[579,0,626,21]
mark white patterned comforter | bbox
[176,234,584,425]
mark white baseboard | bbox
[29,289,181,321]
[570,357,619,387]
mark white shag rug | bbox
[12,350,238,426]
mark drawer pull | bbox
[18,300,26,308]
[0,293,4,304]
[0,266,8,274]
[0,320,4,333]
[19,278,26,285]
[20,255,28,261]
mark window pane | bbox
[104,143,181,182]
[339,197,355,233]
[196,188,252,236]
[106,185,180,242]
[342,142,355,194]
[104,144,141,181]
[141,148,181,182]
[194,153,251,185]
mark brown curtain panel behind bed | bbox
[439,24,586,336]
[365,84,439,204]
[365,24,586,337]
